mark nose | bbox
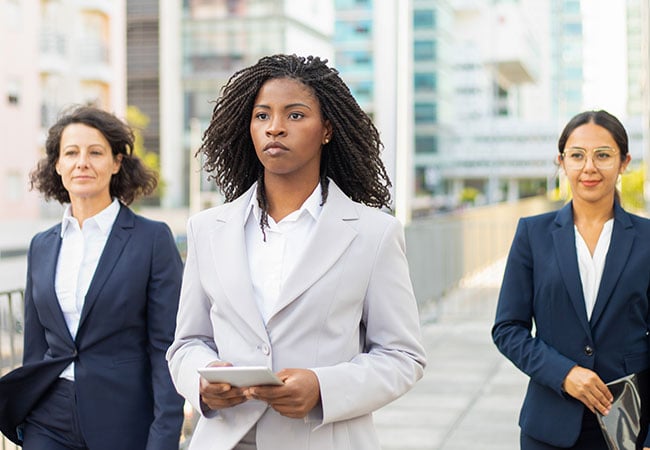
[582,154,597,171]
[265,116,286,138]
[76,150,90,168]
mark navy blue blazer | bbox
[493,201,650,447]
[0,205,184,449]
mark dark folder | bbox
[597,373,642,450]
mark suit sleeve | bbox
[23,236,48,364]
[144,223,185,450]
[492,218,576,396]
[166,218,222,417]
[314,218,427,425]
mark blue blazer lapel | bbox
[35,225,74,343]
[77,204,133,333]
[589,202,635,327]
[551,202,591,337]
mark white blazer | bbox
[167,181,426,450]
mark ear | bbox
[620,153,631,174]
[112,153,123,174]
[322,120,333,145]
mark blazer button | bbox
[584,345,594,356]
[260,344,270,355]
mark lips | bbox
[263,141,289,156]
[580,179,601,187]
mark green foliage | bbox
[459,187,480,205]
[126,105,163,201]
[620,165,645,212]
[126,105,160,173]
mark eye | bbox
[254,112,269,120]
[288,112,304,120]
[566,150,585,160]
[594,148,615,159]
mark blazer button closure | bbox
[260,344,270,355]
[584,345,594,356]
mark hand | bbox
[199,361,248,411]
[245,368,320,419]
[563,366,613,415]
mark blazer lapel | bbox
[268,182,359,320]
[35,225,74,343]
[77,205,133,333]
[589,203,635,327]
[210,188,268,342]
[551,202,592,337]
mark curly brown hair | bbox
[198,54,392,232]
[30,105,157,205]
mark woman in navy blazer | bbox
[0,106,184,449]
[493,110,650,449]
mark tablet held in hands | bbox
[197,366,283,387]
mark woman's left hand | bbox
[244,368,320,419]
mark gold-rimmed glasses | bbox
[561,146,619,171]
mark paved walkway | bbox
[0,249,527,450]
[374,260,528,450]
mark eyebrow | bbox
[253,102,312,110]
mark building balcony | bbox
[78,40,111,82]
[77,0,112,16]
[40,30,67,74]
[482,3,540,85]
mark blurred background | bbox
[2,1,650,448]
[2,0,649,225]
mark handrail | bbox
[0,289,23,450]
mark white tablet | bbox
[197,366,283,387]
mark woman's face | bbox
[250,77,331,184]
[55,123,122,205]
[559,122,630,206]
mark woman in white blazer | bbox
[166,54,426,450]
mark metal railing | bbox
[0,196,557,448]
[0,289,23,450]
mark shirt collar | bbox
[244,181,323,226]
[60,198,121,237]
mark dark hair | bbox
[198,54,392,219]
[558,110,628,161]
[30,105,157,205]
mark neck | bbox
[571,195,615,226]
[263,173,320,222]
[70,196,113,227]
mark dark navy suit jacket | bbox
[493,201,650,447]
[0,205,184,449]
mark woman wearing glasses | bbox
[493,110,650,449]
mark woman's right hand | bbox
[199,362,248,411]
[563,366,613,415]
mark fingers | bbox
[246,368,320,418]
[563,366,613,415]
[199,361,248,410]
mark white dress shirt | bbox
[55,198,120,379]
[244,183,322,324]
[575,219,613,321]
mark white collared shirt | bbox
[575,219,614,321]
[244,183,323,324]
[55,198,120,379]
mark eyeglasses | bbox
[561,146,619,171]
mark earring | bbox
[323,138,330,144]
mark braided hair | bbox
[199,54,392,230]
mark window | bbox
[414,40,436,61]
[413,9,435,29]
[414,103,437,123]
[7,80,20,105]
[415,136,437,154]
[414,72,437,92]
